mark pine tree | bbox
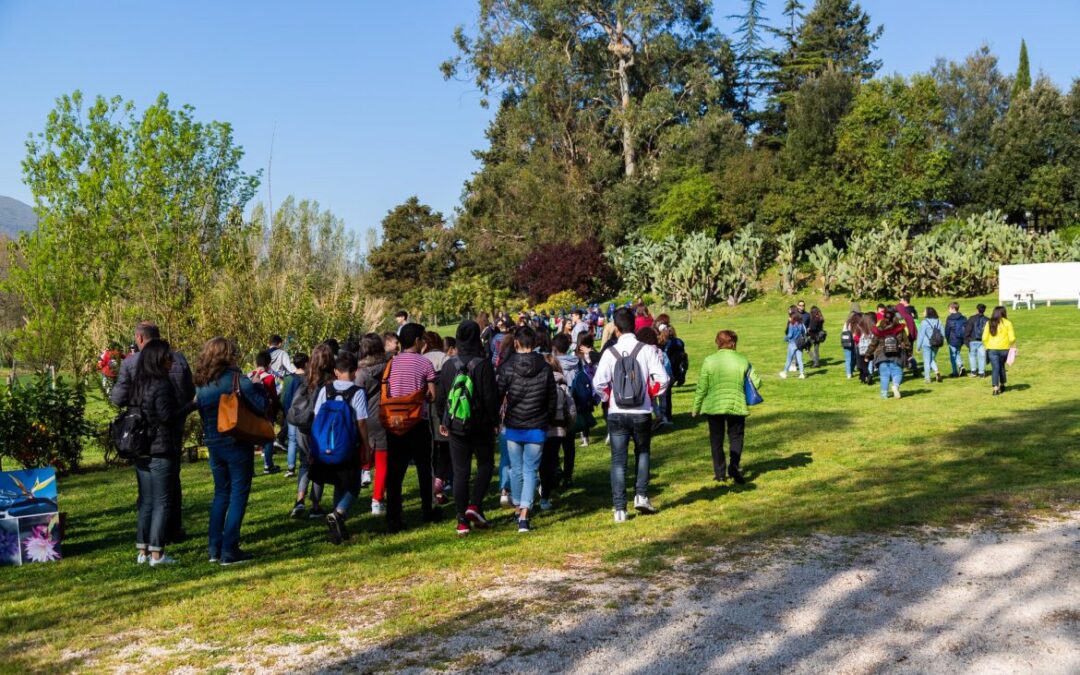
[729,0,772,124]
[1011,39,1031,100]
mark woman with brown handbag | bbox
[194,337,269,566]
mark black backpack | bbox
[840,330,854,350]
[287,381,316,433]
[883,334,901,358]
[610,343,647,408]
[110,405,152,460]
[929,323,945,348]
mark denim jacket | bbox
[784,323,806,344]
[195,367,268,451]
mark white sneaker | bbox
[778,371,788,379]
[580,433,589,447]
[137,552,149,565]
[371,500,385,515]
[500,491,512,508]
[149,555,178,567]
[634,494,658,514]
[614,509,628,523]
[789,364,798,372]
[892,384,902,399]
[798,373,806,379]
[360,470,372,488]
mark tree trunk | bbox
[618,56,635,177]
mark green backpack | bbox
[444,357,482,435]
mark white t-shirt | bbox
[313,380,368,421]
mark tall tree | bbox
[729,0,772,122]
[366,197,457,300]
[1012,39,1032,100]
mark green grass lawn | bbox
[2,294,1078,672]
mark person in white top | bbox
[592,307,670,522]
[267,335,297,377]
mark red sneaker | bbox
[456,520,471,536]
[465,506,489,529]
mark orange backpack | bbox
[378,359,426,435]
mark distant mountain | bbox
[0,196,37,238]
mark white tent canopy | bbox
[998,263,1080,308]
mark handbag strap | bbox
[231,370,240,394]
[381,359,393,400]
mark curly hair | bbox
[193,337,238,386]
[307,343,335,392]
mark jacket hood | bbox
[511,351,547,378]
[556,353,579,375]
[872,321,905,337]
[456,320,483,358]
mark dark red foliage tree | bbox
[514,238,615,303]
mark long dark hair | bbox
[810,306,824,322]
[134,339,171,400]
[925,307,939,320]
[307,343,335,392]
[989,306,1007,336]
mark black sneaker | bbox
[729,467,746,485]
[289,502,306,519]
[517,518,531,533]
[263,465,281,475]
[220,551,254,566]
[307,506,326,519]
[326,512,346,545]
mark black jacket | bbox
[112,349,196,408]
[435,355,501,432]
[136,378,187,457]
[497,352,556,430]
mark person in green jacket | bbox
[691,330,761,485]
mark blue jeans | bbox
[843,348,854,377]
[947,344,963,375]
[506,439,542,510]
[608,413,652,510]
[208,443,254,559]
[498,428,510,492]
[261,440,275,469]
[988,349,1009,387]
[296,436,323,504]
[878,361,903,398]
[784,342,804,375]
[286,423,299,470]
[968,341,986,375]
[135,455,176,552]
[921,346,940,381]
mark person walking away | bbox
[538,355,575,512]
[841,311,860,379]
[916,307,945,383]
[636,327,671,429]
[691,330,760,485]
[779,311,807,379]
[309,350,371,544]
[267,334,297,376]
[194,337,268,565]
[807,306,826,368]
[112,321,195,545]
[131,339,191,566]
[895,296,919,376]
[552,334,584,479]
[382,323,440,532]
[660,324,688,388]
[497,326,556,533]
[965,304,989,378]
[592,307,670,522]
[356,334,391,516]
[280,352,308,477]
[422,332,453,505]
[982,306,1016,396]
[854,313,877,384]
[944,303,967,378]
[287,345,332,519]
[435,320,501,535]
[634,304,654,332]
[249,351,282,474]
[866,308,911,399]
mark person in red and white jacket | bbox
[249,350,282,474]
[592,307,669,523]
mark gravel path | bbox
[319,513,1080,674]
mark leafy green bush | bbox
[0,374,92,474]
[534,290,587,315]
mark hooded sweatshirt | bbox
[434,320,501,433]
[868,320,910,366]
[497,351,557,430]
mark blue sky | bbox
[1,1,1077,241]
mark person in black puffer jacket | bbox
[131,339,192,567]
[496,326,555,533]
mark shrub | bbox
[514,238,615,304]
[535,290,587,315]
[0,374,92,474]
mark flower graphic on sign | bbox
[23,524,60,563]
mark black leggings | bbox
[539,435,575,499]
[385,423,433,525]
[448,431,495,520]
[432,440,452,485]
[707,414,745,479]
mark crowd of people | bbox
[107,294,1017,565]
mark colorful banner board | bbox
[0,468,62,566]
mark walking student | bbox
[592,307,670,522]
[434,320,500,536]
[915,307,945,383]
[841,310,860,379]
[982,306,1016,396]
[866,308,911,400]
[287,344,332,519]
[194,337,268,565]
[964,304,989,378]
[280,352,308,478]
[779,310,807,379]
[691,330,760,485]
[356,334,391,516]
[131,339,190,567]
[944,303,967,377]
[422,332,453,506]
[807,306,826,368]
[539,355,575,512]
[249,350,282,474]
[497,326,556,533]
[382,323,440,532]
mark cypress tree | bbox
[1012,39,1031,99]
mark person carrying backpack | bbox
[538,355,576,512]
[287,345,332,519]
[382,323,440,532]
[309,350,371,544]
[807,307,827,368]
[592,307,670,523]
[866,308,911,399]
[434,320,500,536]
[249,350,282,475]
[280,353,308,478]
[964,304,989,378]
[552,333,587,482]
[356,334,391,516]
[496,326,556,533]
[944,303,967,378]
[841,310,860,379]
[779,311,807,379]
[915,307,945,384]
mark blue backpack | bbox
[570,362,596,412]
[311,384,361,465]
